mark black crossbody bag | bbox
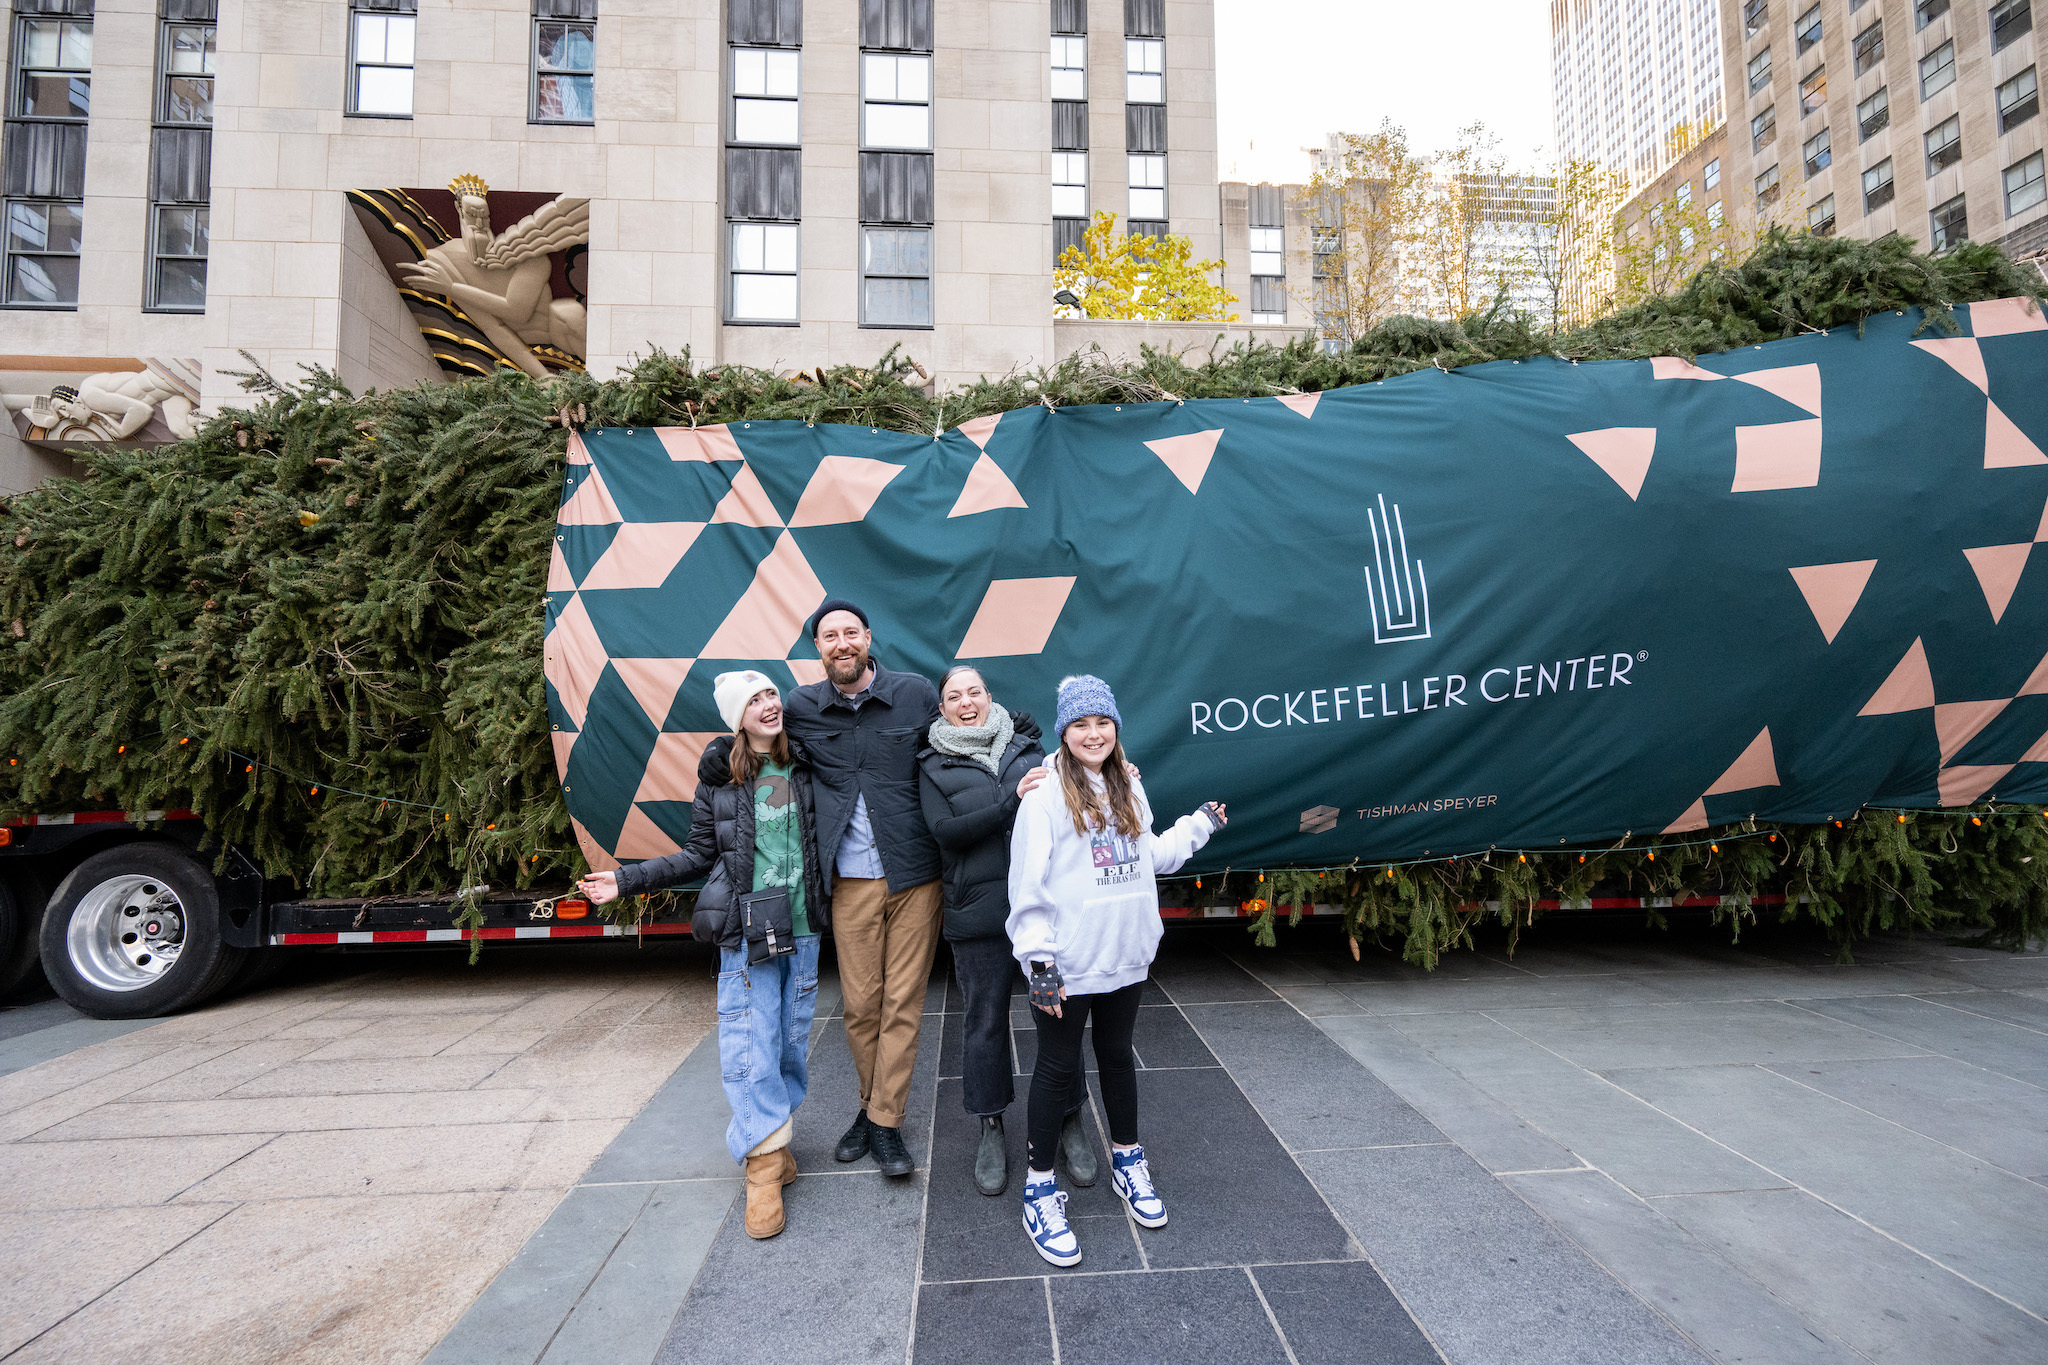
[737,887,796,965]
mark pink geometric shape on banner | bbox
[635,732,724,803]
[550,730,575,781]
[543,594,608,731]
[1969,297,2048,337]
[656,424,744,462]
[1937,764,2013,807]
[1910,338,1988,393]
[1651,357,1722,381]
[1732,363,1822,415]
[2036,495,2048,543]
[948,453,1028,518]
[699,532,826,658]
[1788,560,1876,643]
[2023,727,2048,763]
[1565,427,1656,500]
[610,657,696,728]
[558,465,624,525]
[579,522,705,591]
[1277,392,1322,418]
[709,464,785,526]
[2020,647,2048,697]
[566,431,590,465]
[1144,429,1225,493]
[614,805,682,861]
[788,456,906,527]
[1962,542,2031,623]
[1662,797,1709,834]
[1859,637,1936,715]
[547,539,577,592]
[956,577,1079,658]
[1985,400,2048,468]
[570,815,618,872]
[1704,728,1780,795]
[786,659,828,686]
[1732,420,1822,492]
[956,413,1002,451]
[1934,698,2012,765]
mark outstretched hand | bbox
[1203,802,1228,827]
[577,871,618,905]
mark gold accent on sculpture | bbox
[446,173,490,200]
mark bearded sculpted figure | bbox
[399,174,590,378]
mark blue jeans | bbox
[716,935,821,1164]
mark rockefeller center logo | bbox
[1365,494,1431,644]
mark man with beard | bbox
[782,599,944,1177]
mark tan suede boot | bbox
[780,1147,798,1185]
[745,1152,786,1238]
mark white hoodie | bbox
[1005,763,1218,995]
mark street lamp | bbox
[1053,290,1081,308]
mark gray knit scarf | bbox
[928,702,1014,777]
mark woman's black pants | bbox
[950,935,1019,1117]
[1026,981,1142,1171]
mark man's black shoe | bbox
[835,1110,872,1163]
[871,1122,915,1177]
[1058,1109,1098,1186]
[974,1115,1008,1196]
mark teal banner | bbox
[545,300,2048,874]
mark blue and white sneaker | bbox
[1022,1173,1081,1266]
[1110,1146,1168,1228]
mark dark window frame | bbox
[1925,113,1961,173]
[1991,0,2032,53]
[1998,67,2038,133]
[1929,191,1967,248]
[1914,0,1948,29]
[346,0,417,120]
[4,3,93,310]
[1753,104,1779,152]
[147,2,216,313]
[2005,149,2045,216]
[1748,48,1773,94]
[857,223,933,329]
[1852,19,1883,74]
[1800,64,1827,116]
[531,2,597,127]
[1919,40,1955,99]
[1804,125,1832,177]
[1863,156,1896,211]
[1858,84,1890,139]
[1794,4,1822,53]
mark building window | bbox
[1863,157,1896,210]
[348,0,415,117]
[1999,68,2038,133]
[1125,39,1163,103]
[860,225,930,328]
[1756,162,1782,204]
[1803,126,1831,176]
[1853,20,1883,74]
[1858,85,1889,139]
[1249,276,1285,325]
[1052,151,1087,218]
[1753,105,1778,151]
[1249,225,1282,277]
[532,2,595,124]
[1128,153,1165,219]
[862,53,931,148]
[1929,192,1966,247]
[730,222,797,321]
[148,2,215,312]
[1914,0,1948,27]
[2006,150,2045,215]
[1051,34,1085,99]
[1925,114,1961,172]
[1708,200,1726,227]
[1745,0,1769,36]
[1795,4,1821,53]
[1918,41,1954,99]
[1705,157,1721,189]
[1676,180,1693,208]
[732,47,799,143]
[1748,48,1772,93]
[1800,65,1827,115]
[1808,194,1836,235]
[1991,0,2032,52]
[3,0,92,307]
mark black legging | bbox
[1026,981,1142,1170]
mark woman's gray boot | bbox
[975,1115,1008,1196]
[1058,1109,1098,1187]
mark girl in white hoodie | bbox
[1005,674,1225,1266]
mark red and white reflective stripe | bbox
[3,808,200,829]
[1158,894,1790,921]
[270,922,695,946]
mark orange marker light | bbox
[556,898,590,920]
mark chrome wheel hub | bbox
[68,876,187,992]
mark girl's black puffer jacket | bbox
[915,713,1046,941]
[612,735,831,950]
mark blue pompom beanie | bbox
[1055,674,1121,739]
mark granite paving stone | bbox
[1483,998,1933,1071]
[1049,1267,1292,1365]
[911,1277,1055,1365]
[1796,994,2048,1087]
[1250,1259,1443,1365]
[1760,1053,2048,1177]
[538,1179,740,1365]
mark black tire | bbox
[40,844,247,1019]
[0,870,50,998]
[220,946,290,999]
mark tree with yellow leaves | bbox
[1054,212,1237,321]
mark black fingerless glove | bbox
[1028,960,1064,1011]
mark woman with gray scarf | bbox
[916,665,1083,1196]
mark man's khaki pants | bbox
[833,877,943,1129]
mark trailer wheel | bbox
[40,845,246,1019]
[0,871,50,997]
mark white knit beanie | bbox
[713,670,778,732]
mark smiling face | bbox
[814,610,872,689]
[940,669,989,727]
[1062,714,1117,771]
[740,687,783,747]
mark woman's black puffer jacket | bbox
[612,735,831,950]
[915,713,1046,942]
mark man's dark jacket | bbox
[611,735,831,950]
[782,662,942,891]
[915,713,1045,942]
